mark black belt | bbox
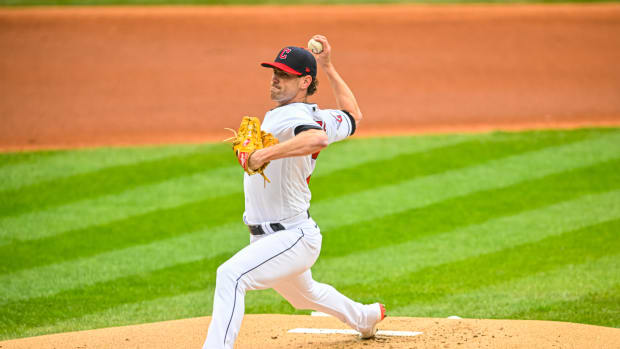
[248,211,310,236]
[248,223,285,236]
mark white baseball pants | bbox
[202,218,375,349]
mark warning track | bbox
[1,4,620,151]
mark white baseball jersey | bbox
[203,102,382,349]
[243,102,356,225]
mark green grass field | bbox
[1,127,619,340]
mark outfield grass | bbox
[0,128,619,340]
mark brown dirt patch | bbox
[1,4,620,151]
[1,315,619,349]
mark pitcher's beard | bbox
[270,86,287,102]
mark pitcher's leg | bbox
[203,260,249,349]
[203,228,320,349]
[273,270,377,333]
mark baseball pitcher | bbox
[202,35,385,349]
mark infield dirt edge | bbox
[1,314,619,349]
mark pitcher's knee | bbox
[216,262,238,285]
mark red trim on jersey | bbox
[308,150,321,185]
[306,120,324,185]
[260,62,302,76]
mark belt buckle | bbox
[248,225,264,236]
[270,223,285,232]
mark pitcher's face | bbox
[270,68,302,103]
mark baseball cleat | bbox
[359,303,386,339]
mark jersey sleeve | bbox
[313,109,356,144]
[269,106,321,142]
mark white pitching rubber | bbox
[288,328,423,337]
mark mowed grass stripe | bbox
[394,254,619,322]
[335,218,620,307]
[0,253,230,339]
[0,146,234,217]
[510,284,620,327]
[0,130,599,270]
[0,166,241,245]
[0,134,468,244]
[312,133,473,176]
[0,130,564,245]
[1,190,617,336]
[17,255,620,340]
[0,221,248,304]
[0,150,59,168]
[312,131,620,231]
[17,288,217,339]
[312,190,620,285]
[318,158,620,258]
[0,192,244,273]
[0,129,604,221]
[0,144,209,191]
[4,157,618,274]
[2,133,617,303]
[310,129,596,201]
[18,286,297,340]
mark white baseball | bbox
[308,38,323,54]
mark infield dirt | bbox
[1,315,619,349]
[1,4,620,150]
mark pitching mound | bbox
[1,314,618,349]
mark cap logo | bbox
[279,48,292,60]
[305,67,310,73]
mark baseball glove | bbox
[225,116,279,183]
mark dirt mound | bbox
[1,314,618,348]
[1,4,620,151]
